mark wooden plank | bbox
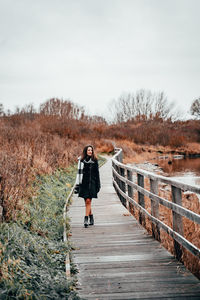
[80,293,200,300]
[113,179,200,258]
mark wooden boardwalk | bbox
[68,157,200,299]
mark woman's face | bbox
[87,146,93,156]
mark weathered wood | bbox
[137,173,145,226]
[69,157,200,299]
[150,178,160,241]
[116,148,123,162]
[119,166,126,207]
[113,179,200,258]
[171,185,183,261]
[112,148,200,260]
[121,172,200,224]
[127,169,134,214]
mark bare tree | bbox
[0,103,4,116]
[190,98,200,119]
[21,103,36,114]
[109,89,175,123]
[153,92,175,120]
[39,98,85,120]
[89,115,107,124]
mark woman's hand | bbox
[74,184,79,194]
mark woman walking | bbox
[75,145,101,228]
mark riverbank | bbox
[121,141,200,165]
[124,141,200,187]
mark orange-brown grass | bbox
[0,120,88,221]
[0,111,113,222]
[95,139,114,154]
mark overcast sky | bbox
[0,0,200,117]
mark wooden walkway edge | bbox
[68,157,200,300]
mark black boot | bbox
[89,214,94,226]
[84,216,89,228]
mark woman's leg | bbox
[85,198,94,225]
[84,198,92,228]
[89,208,92,215]
[84,198,94,227]
[85,198,92,216]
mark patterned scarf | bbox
[75,158,84,185]
[75,157,94,185]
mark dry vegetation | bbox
[0,97,200,282]
[0,97,200,222]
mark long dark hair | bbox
[81,145,97,161]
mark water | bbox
[154,156,200,187]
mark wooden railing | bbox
[112,148,200,261]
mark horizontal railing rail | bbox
[112,148,200,261]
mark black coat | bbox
[78,158,101,199]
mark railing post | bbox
[171,185,183,261]
[150,179,160,241]
[117,150,123,163]
[127,169,134,214]
[137,173,145,226]
[115,165,120,197]
[112,160,116,191]
[119,167,126,207]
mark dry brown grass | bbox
[95,139,115,153]
[0,109,115,222]
[0,118,88,221]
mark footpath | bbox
[68,157,200,299]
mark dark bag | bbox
[74,184,79,194]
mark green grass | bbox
[0,166,80,300]
[0,155,107,299]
